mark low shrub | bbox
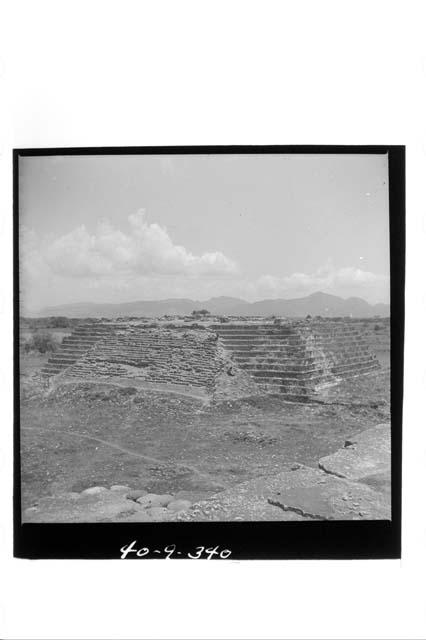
[191,309,210,317]
[48,316,70,328]
[22,331,58,354]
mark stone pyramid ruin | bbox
[211,322,380,400]
[40,319,380,401]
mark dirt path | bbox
[21,425,227,488]
[50,376,211,403]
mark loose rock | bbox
[167,499,192,512]
[147,507,170,519]
[319,424,390,486]
[136,493,174,508]
[81,486,108,495]
[127,489,148,501]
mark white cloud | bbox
[41,209,237,278]
[19,217,389,310]
[243,262,389,301]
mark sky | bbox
[19,153,390,312]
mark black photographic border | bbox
[13,145,404,560]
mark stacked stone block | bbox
[211,322,380,401]
[40,320,380,400]
[41,323,124,378]
[64,327,224,389]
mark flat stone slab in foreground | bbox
[22,423,392,523]
[23,489,144,523]
[318,424,391,493]
[179,465,391,521]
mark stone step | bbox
[234,353,376,367]
[47,359,79,367]
[249,370,338,383]
[334,357,378,369]
[218,328,366,337]
[61,342,98,349]
[238,361,317,371]
[218,331,364,341]
[47,357,78,366]
[229,346,304,354]
[240,363,335,375]
[240,363,376,379]
[220,335,370,347]
[309,345,372,354]
[251,374,305,385]
[100,350,219,358]
[223,344,306,352]
[221,342,367,353]
[240,360,379,378]
[227,345,371,359]
[331,361,379,375]
[254,380,310,395]
[76,324,122,329]
[115,336,191,342]
[210,324,277,329]
[236,361,310,370]
[71,333,113,339]
[249,370,319,380]
[65,334,105,341]
[73,325,114,330]
[214,329,299,335]
[92,342,216,349]
[73,326,116,331]
[219,335,305,343]
[42,361,66,369]
[310,326,363,334]
[310,336,370,345]
[213,324,363,333]
[212,322,362,329]
[74,326,115,331]
[336,367,379,379]
[103,362,220,369]
[60,343,90,350]
[41,367,63,375]
[58,349,89,357]
[63,336,97,341]
[221,343,305,351]
[50,351,79,359]
[279,392,313,401]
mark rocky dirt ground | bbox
[20,359,390,522]
[23,423,391,522]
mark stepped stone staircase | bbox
[41,323,125,378]
[42,323,224,390]
[40,320,380,400]
[210,322,380,401]
[66,327,223,388]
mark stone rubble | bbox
[40,319,381,402]
[22,423,391,523]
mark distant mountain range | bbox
[34,292,390,318]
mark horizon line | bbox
[22,290,391,314]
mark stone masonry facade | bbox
[41,320,380,400]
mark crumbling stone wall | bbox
[212,321,380,401]
[41,319,380,400]
[62,326,225,390]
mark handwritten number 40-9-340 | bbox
[120,541,232,559]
